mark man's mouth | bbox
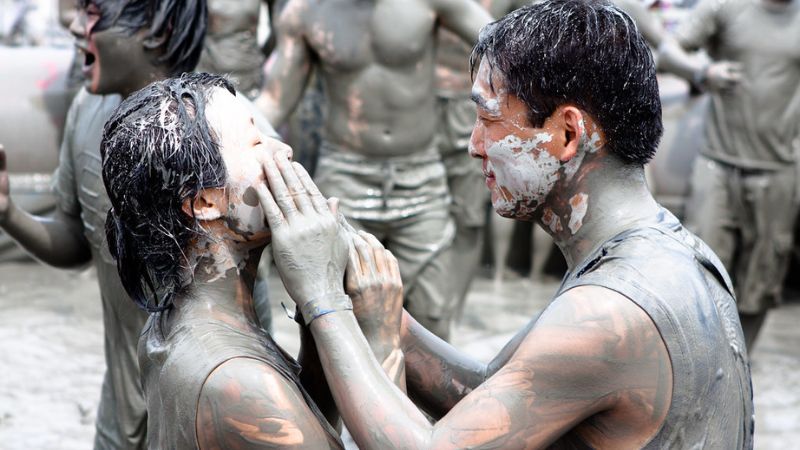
[77,45,96,75]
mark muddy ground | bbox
[0,262,797,449]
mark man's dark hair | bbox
[102,72,234,311]
[80,0,207,75]
[470,0,662,165]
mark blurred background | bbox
[0,0,797,448]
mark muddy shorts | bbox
[685,155,800,314]
[315,142,455,336]
[437,95,488,228]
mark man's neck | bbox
[119,68,170,99]
[536,152,660,270]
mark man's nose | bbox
[468,128,484,160]
[69,11,87,39]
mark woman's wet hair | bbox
[79,0,207,76]
[101,72,234,311]
[471,0,663,165]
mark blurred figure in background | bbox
[434,0,528,314]
[196,0,271,99]
[257,0,493,340]
[677,0,800,351]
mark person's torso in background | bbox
[197,0,265,98]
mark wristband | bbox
[300,293,353,325]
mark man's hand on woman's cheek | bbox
[255,151,351,322]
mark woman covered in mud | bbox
[100,72,348,449]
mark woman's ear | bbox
[181,188,226,222]
[555,106,585,162]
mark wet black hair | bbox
[101,72,235,312]
[470,0,663,165]
[79,0,207,76]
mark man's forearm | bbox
[311,310,434,449]
[400,311,487,418]
[297,323,341,428]
[1,202,91,268]
[657,38,705,84]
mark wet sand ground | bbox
[0,261,797,449]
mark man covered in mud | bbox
[101,72,364,449]
[677,0,800,351]
[0,1,272,448]
[256,0,493,339]
[259,1,755,448]
[197,0,271,99]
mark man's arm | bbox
[313,287,668,448]
[401,310,543,418]
[258,156,672,449]
[255,0,314,127]
[0,147,91,269]
[297,323,340,428]
[432,0,493,44]
[197,358,339,449]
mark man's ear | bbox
[181,188,226,222]
[555,106,584,162]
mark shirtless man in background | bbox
[257,0,492,339]
[197,0,271,99]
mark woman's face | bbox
[205,88,293,242]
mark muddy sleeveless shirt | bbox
[139,311,343,449]
[555,208,754,449]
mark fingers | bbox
[345,234,362,291]
[359,231,389,276]
[255,183,286,229]
[385,249,401,283]
[275,154,314,214]
[261,153,299,219]
[328,197,339,216]
[352,232,373,275]
[293,162,329,213]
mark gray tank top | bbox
[556,208,754,449]
[139,312,343,449]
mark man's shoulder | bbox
[516,285,661,361]
[69,87,121,117]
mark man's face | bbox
[469,60,562,220]
[205,88,293,241]
[70,1,153,95]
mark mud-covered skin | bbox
[260,150,676,447]
[265,110,671,448]
[435,0,526,95]
[257,0,492,157]
[197,0,272,98]
[69,5,167,97]
[129,88,343,449]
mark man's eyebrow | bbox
[471,92,490,111]
[471,91,500,115]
